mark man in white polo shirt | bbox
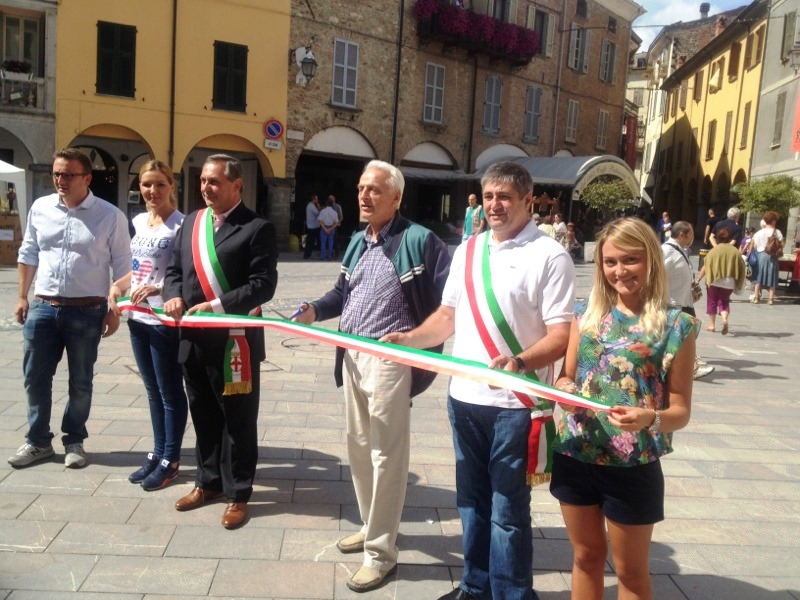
[383,161,575,600]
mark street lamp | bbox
[791,40,800,75]
[291,46,318,85]
[300,51,318,81]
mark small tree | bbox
[734,175,800,217]
[576,178,637,241]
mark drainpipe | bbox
[466,55,477,173]
[550,2,568,155]
[390,0,405,164]
[168,0,177,168]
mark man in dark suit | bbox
[163,154,278,529]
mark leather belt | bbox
[35,295,107,308]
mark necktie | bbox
[213,213,225,232]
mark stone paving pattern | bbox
[0,254,798,599]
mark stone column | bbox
[265,176,295,251]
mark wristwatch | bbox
[648,410,661,434]
[511,355,526,373]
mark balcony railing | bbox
[1,71,46,111]
[414,0,540,68]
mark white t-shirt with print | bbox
[129,210,184,325]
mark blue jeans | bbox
[128,319,188,462]
[320,228,335,260]
[448,396,533,600]
[23,299,105,447]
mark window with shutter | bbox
[97,21,136,98]
[728,42,741,79]
[566,100,579,142]
[689,128,698,165]
[483,75,502,135]
[722,111,732,155]
[740,101,751,149]
[706,119,716,160]
[213,41,247,112]
[423,63,445,124]
[773,92,787,147]
[693,70,704,101]
[782,12,797,61]
[332,38,358,108]
[596,110,609,150]
[679,81,687,109]
[524,85,541,142]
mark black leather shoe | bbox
[438,588,478,600]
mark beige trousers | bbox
[342,350,413,571]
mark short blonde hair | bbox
[581,217,668,340]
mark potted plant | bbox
[1,59,33,81]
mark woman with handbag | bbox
[696,226,747,334]
[552,218,696,600]
[748,211,784,305]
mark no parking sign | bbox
[264,118,284,140]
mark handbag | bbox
[691,280,703,303]
[765,233,783,258]
[747,250,758,267]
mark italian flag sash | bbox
[191,207,255,396]
[464,233,555,486]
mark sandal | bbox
[706,326,715,332]
[721,323,729,335]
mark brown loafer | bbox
[222,501,248,529]
[336,531,366,553]
[175,487,223,512]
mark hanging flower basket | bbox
[1,59,31,74]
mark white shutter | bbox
[508,0,518,23]
[526,6,535,29]
[600,39,609,81]
[568,24,578,70]
[610,43,617,84]
[532,86,541,139]
[545,13,555,57]
[581,29,591,73]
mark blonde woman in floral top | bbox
[551,217,697,600]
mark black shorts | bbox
[550,452,665,525]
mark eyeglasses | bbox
[52,172,88,181]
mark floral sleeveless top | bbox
[553,300,697,467]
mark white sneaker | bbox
[693,365,715,380]
[64,443,87,468]
[8,443,55,468]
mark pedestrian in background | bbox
[303,194,320,259]
[317,196,339,261]
[9,148,131,469]
[553,217,696,600]
[108,160,187,491]
[710,206,742,248]
[656,211,672,243]
[294,160,451,593]
[749,211,784,305]
[696,226,746,335]
[329,194,344,256]
[662,221,713,377]
[462,193,486,241]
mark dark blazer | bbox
[163,202,278,365]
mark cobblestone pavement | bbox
[0,253,798,599]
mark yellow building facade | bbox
[55,0,289,219]
[658,0,766,225]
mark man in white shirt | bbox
[303,194,321,259]
[662,221,713,379]
[9,148,131,469]
[383,161,575,600]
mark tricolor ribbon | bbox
[190,208,257,395]
[117,299,612,413]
